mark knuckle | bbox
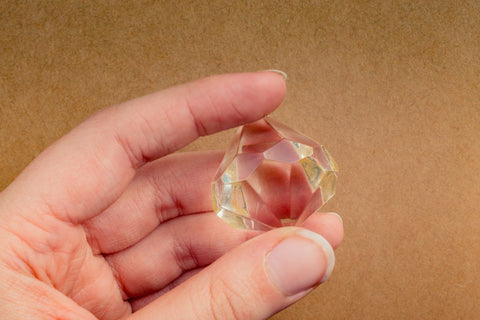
[201,275,246,320]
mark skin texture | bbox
[0,72,343,320]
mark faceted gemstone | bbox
[212,117,338,230]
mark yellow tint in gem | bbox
[212,117,338,230]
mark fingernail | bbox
[264,69,288,80]
[326,212,343,225]
[265,230,335,296]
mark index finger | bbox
[3,72,286,223]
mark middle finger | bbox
[83,151,223,254]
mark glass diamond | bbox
[212,117,338,230]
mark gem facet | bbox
[212,117,338,230]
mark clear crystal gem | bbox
[212,117,338,230]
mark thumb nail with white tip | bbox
[265,230,335,297]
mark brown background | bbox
[1,1,479,319]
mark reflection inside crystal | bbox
[212,117,338,230]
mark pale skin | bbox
[0,72,343,320]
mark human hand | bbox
[0,72,343,320]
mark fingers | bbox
[303,212,344,249]
[129,269,203,312]
[4,72,286,223]
[84,151,223,254]
[127,227,335,320]
[105,212,343,300]
[105,213,258,298]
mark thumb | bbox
[129,227,335,320]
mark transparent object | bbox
[211,117,338,231]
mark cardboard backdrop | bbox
[1,1,479,319]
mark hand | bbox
[0,72,343,320]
